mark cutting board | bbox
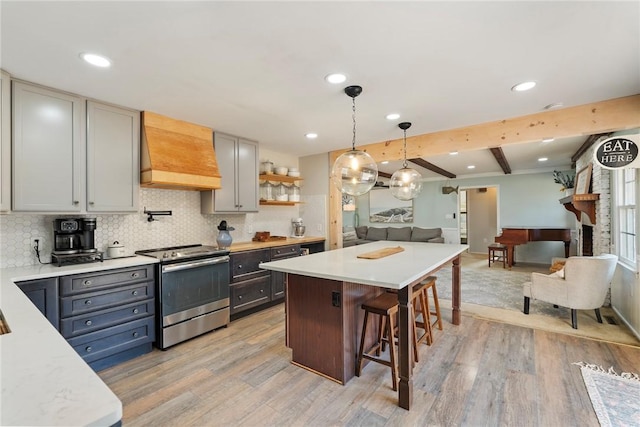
[357,246,405,259]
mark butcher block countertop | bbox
[228,236,325,252]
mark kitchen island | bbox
[260,241,468,410]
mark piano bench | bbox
[488,244,507,268]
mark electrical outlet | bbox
[32,237,43,248]
[316,224,322,232]
[246,224,253,235]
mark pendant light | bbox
[390,122,422,200]
[330,85,378,196]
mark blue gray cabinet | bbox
[15,277,60,328]
[270,245,300,300]
[59,265,155,371]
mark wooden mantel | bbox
[560,193,600,223]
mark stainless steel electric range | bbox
[136,244,230,349]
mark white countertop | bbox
[260,241,469,289]
[0,256,158,426]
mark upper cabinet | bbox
[86,101,139,212]
[12,81,85,212]
[0,71,10,212]
[201,132,258,213]
[12,81,140,213]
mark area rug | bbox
[433,253,640,347]
[573,362,640,427]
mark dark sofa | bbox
[342,226,444,247]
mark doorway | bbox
[458,186,499,253]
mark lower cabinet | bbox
[15,277,60,328]
[270,245,301,301]
[59,265,156,371]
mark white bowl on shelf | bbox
[274,166,289,176]
[288,171,301,177]
[276,194,289,202]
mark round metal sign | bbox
[593,136,639,169]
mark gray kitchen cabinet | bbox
[0,70,10,212]
[15,277,60,329]
[201,132,258,213]
[86,101,140,212]
[12,80,140,213]
[12,81,85,212]
[59,265,155,371]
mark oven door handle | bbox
[161,256,230,273]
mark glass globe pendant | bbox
[390,122,422,200]
[330,85,378,196]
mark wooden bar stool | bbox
[488,243,507,268]
[420,276,443,340]
[385,284,426,364]
[356,292,399,391]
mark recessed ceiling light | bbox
[80,52,111,68]
[467,165,476,169]
[538,157,548,162]
[542,137,555,143]
[325,73,346,84]
[305,133,318,139]
[386,113,400,120]
[544,102,564,110]
[381,161,389,164]
[449,151,458,156]
[511,81,536,92]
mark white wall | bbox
[467,187,497,253]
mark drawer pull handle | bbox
[260,289,264,293]
[131,272,139,278]
[132,290,139,296]
[133,332,139,338]
[133,308,139,314]
[237,264,242,269]
[86,346,92,353]
[83,280,92,286]
[238,295,243,300]
[85,300,92,305]
[85,320,92,326]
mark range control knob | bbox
[162,252,169,258]
[171,251,178,257]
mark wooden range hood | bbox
[141,111,221,190]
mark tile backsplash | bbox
[0,188,307,268]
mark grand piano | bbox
[495,226,571,268]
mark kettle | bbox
[107,241,126,258]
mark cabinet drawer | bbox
[230,275,271,314]
[67,316,154,364]
[270,245,300,259]
[230,249,270,282]
[60,299,154,338]
[60,265,154,296]
[60,281,154,318]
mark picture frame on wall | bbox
[575,163,593,194]
[369,188,413,223]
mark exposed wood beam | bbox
[330,94,640,164]
[489,147,512,174]
[377,170,392,179]
[571,132,612,163]
[409,158,456,179]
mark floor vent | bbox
[604,315,618,325]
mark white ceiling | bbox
[2,1,638,179]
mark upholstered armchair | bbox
[523,254,618,329]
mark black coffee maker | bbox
[53,218,97,254]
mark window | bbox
[615,167,636,268]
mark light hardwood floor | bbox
[99,303,640,426]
